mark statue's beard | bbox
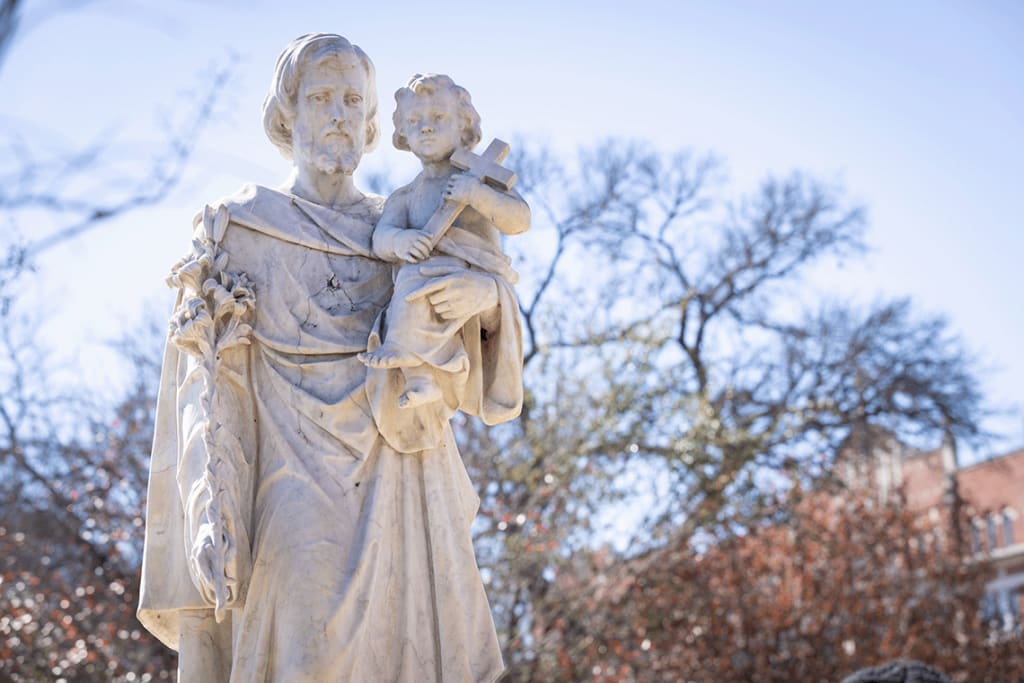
[299,129,362,175]
[313,145,360,175]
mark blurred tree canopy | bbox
[0,3,226,678]
[459,141,994,679]
[526,482,1024,682]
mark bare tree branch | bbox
[14,60,233,256]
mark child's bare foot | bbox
[358,343,418,369]
[398,375,442,409]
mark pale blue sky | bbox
[2,0,1022,455]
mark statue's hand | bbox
[190,520,228,606]
[408,266,498,321]
[445,173,481,207]
[393,230,433,263]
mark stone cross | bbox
[421,138,518,246]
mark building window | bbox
[983,592,1000,626]
[988,516,999,549]
[1004,512,1016,546]
[1011,588,1023,632]
[971,524,982,554]
[982,590,1022,633]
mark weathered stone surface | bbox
[138,34,526,682]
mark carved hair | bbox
[392,74,482,153]
[262,33,380,159]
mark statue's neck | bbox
[420,159,454,179]
[284,166,365,209]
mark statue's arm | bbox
[167,205,257,621]
[411,264,502,331]
[176,344,255,619]
[372,188,431,262]
[447,176,530,236]
[437,266,523,424]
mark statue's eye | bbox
[433,113,445,122]
[346,94,363,106]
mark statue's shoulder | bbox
[382,180,417,204]
[363,192,386,211]
[218,182,275,214]
[191,183,287,235]
[359,192,386,222]
[188,185,383,258]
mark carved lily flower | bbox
[166,255,190,289]
[196,248,216,276]
[179,296,208,326]
[214,250,230,273]
[172,257,208,294]
[229,273,256,318]
[204,277,237,322]
[167,237,253,357]
[170,297,213,356]
[166,238,223,293]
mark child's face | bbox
[400,90,462,164]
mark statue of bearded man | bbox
[137,33,523,683]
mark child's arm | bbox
[446,175,531,236]
[372,188,433,262]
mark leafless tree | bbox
[454,140,989,677]
[0,4,228,678]
[0,0,21,67]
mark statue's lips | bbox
[321,130,353,142]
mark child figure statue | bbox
[359,74,530,409]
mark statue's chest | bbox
[269,248,391,314]
[266,250,392,345]
[307,253,392,313]
[224,228,392,339]
[407,178,445,229]
[407,178,487,234]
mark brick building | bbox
[847,433,1024,633]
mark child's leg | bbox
[358,291,434,368]
[359,339,419,368]
[358,264,434,369]
[397,363,442,409]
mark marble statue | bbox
[137,33,526,683]
[359,73,529,410]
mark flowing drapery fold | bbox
[139,184,520,682]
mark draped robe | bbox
[138,184,522,682]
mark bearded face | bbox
[291,53,369,176]
[295,121,363,176]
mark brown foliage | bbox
[527,487,1024,682]
[0,362,176,681]
[469,142,989,676]
[0,8,230,677]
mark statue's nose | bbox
[330,101,348,124]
